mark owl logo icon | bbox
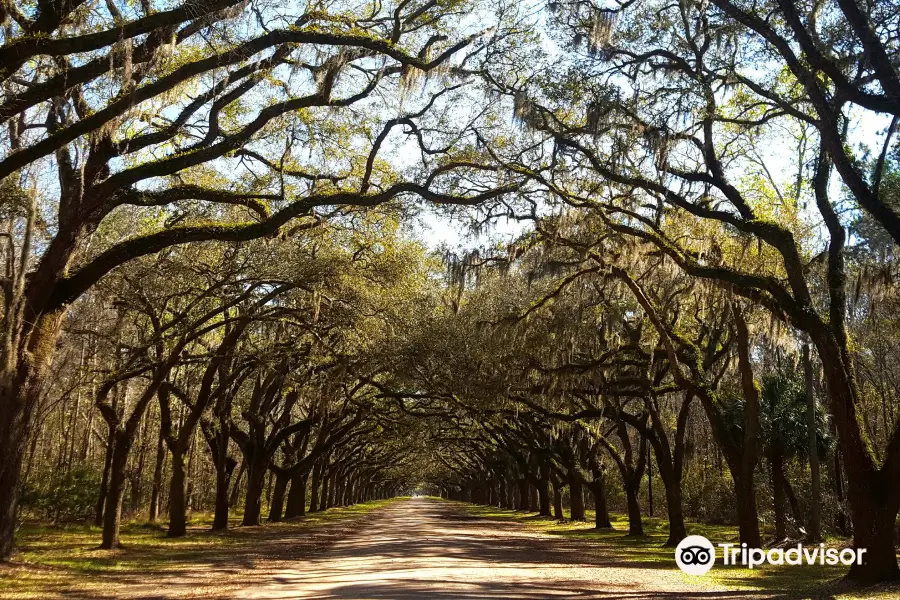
[675,535,716,575]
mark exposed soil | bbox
[9,498,893,599]
[234,497,766,599]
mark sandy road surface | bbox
[235,497,760,599]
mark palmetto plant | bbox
[760,372,832,540]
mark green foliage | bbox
[21,467,100,524]
[760,372,832,460]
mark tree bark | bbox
[551,477,563,520]
[309,462,321,513]
[734,471,760,548]
[149,428,166,523]
[229,460,245,509]
[334,477,345,507]
[100,432,131,549]
[659,466,686,545]
[208,425,236,531]
[212,455,234,531]
[329,474,338,507]
[588,474,612,529]
[241,459,267,526]
[268,472,289,522]
[731,304,762,547]
[803,344,822,542]
[569,473,586,521]
[0,388,32,559]
[815,334,900,580]
[167,450,187,537]
[319,474,330,511]
[95,424,115,527]
[498,476,510,509]
[0,309,63,560]
[516,478,528,511]
[833,442,848,536]
[285,471,308,519]
[647,394,690,546]
[537,476,551,517]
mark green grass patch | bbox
[457,502,900,600]
[1,498,401,599]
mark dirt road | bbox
[235,497,753,599]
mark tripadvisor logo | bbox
[675,536,716,575]
[674,535,867,576]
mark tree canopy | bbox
[2,0,900,586]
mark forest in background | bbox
[1,0,900,586]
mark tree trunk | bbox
[167,449,187,537]
[552,478,563,520]
[95,426,114,527]
[285,471,308,519]
[624,478,644,536]
[734,305,762,548]
[588,475,612,529]
[268,472,288,522]
[644,420,689,546]
[528,481,537,512]
[345,476,356,506]
[241,460,267,526]
[784,477,802,525]
[498,477,509,509]
[229,460,245,509]
[319,475,330,511]
[734,472,760,548]
[334,477,347,506]
[212,456,234,531]
[833,440,849,536]
[847,496,899,582]
[537,477,551,517]
[309,463,321,513]
[569,473,585,521]
[516,478,528,511]
[148,429,166,523]
[0,387,31,559]
[100,432,131,549]
[0,313,62,560]
[128,473,142,519]
[658,465,686,545]
[803,344,822,542]
[815,336,898,578]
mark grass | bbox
[458,502,900,600]
[6,497,898,599]
[0,498,402,599]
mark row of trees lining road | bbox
[0,0,527,560]
[445,0,898,582]
[3,0,900,586]
[21,214,431,549]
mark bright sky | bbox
[417,208,531,250]
[404,1,894,255]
